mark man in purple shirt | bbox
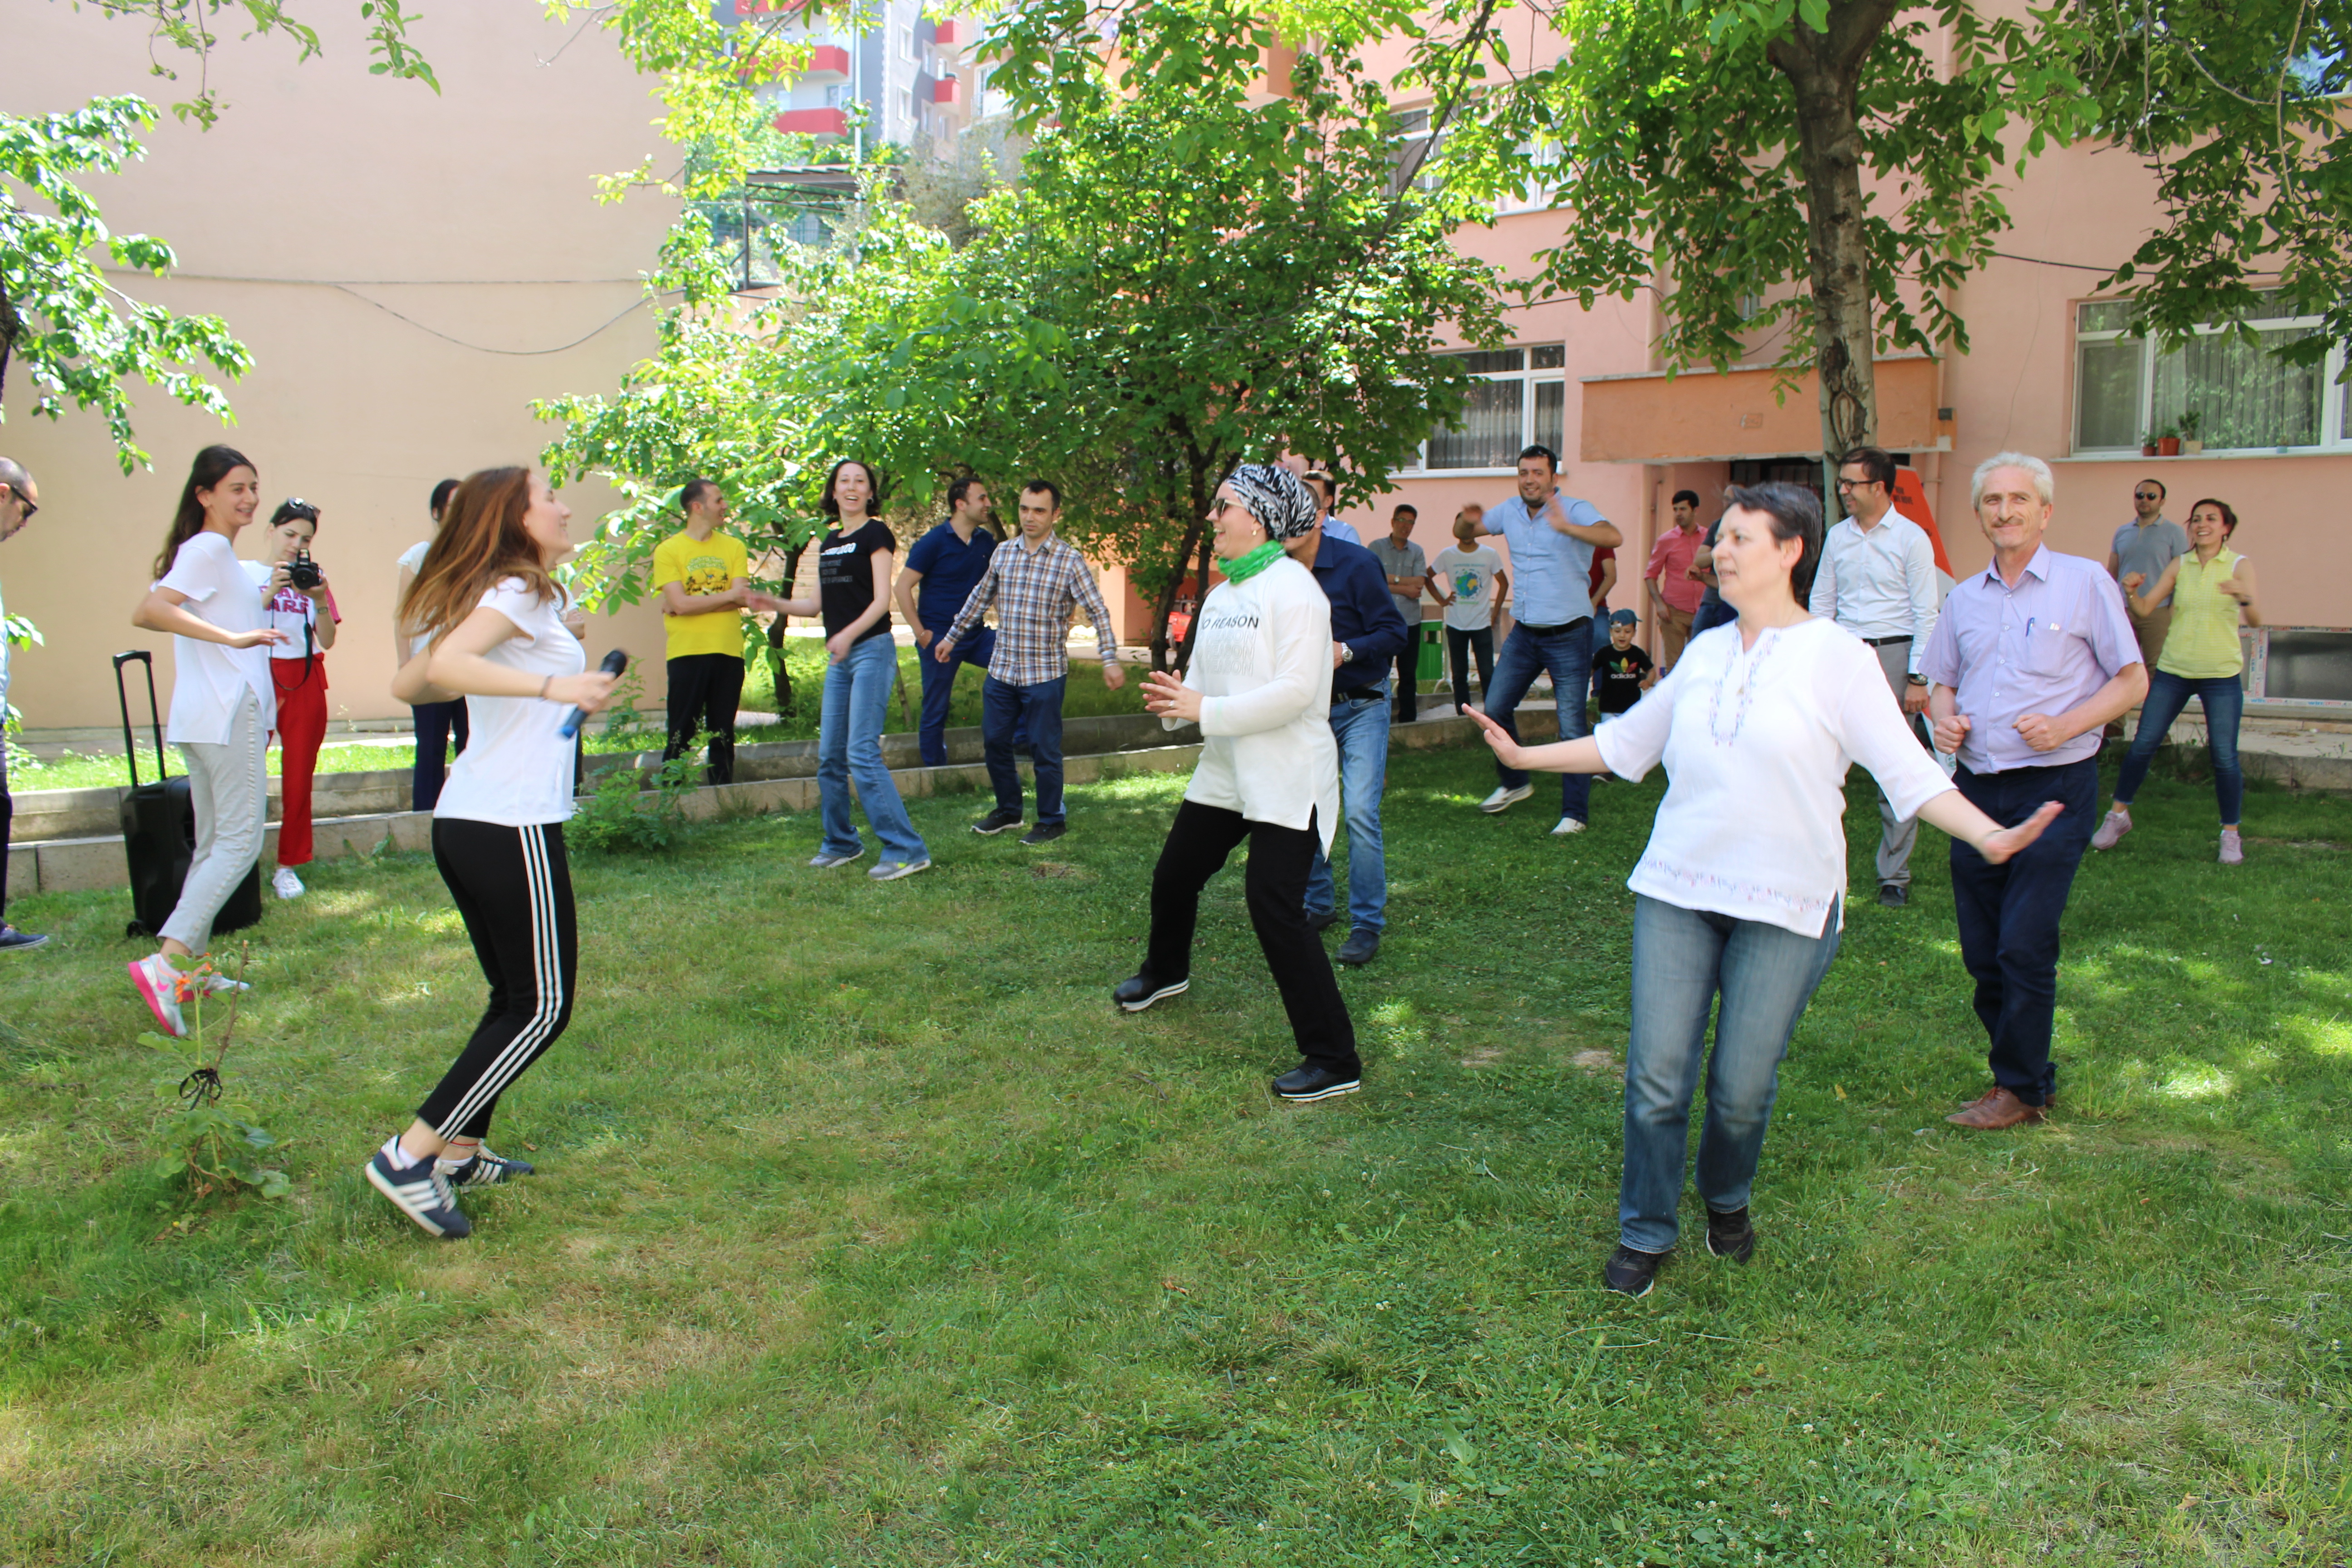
[1921,452,2147,1131]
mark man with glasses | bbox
[2104,478,2186,671]
[1811,447,1941,907]
[0,456,45,951]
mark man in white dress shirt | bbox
[1808,447,1941,908]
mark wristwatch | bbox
[1340,642,1357,663]
[1906,674,1926,686]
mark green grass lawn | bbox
[1,745,2346,1566]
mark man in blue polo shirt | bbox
[1470,444,1624,834]
[1283,511,1410,968]
[894,477,1015,767]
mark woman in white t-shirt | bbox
[244,499,340,901]
[127,445,289,1036]
[368,467,619,1240]
[1122,463,1359,1103]
[1470,482,2061,1300]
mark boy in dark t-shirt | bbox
[1594,608,1655,718]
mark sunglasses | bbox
[279,498,320,522]
[2134,491,2162,501]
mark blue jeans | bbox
[818,634,927,864]
[1485,620,1594,822]
[1950,758,2098,1107]
[1588,614,1613,707]
[916,624,1007,767]
[2113,668,2244,825]
[1304,684,1391,932]
[1620,893,1842,1254]
[984,674,1066,825]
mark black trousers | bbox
[1949,757,2099,1107]
[1145,800,1360,1076]
[1445,625,1494,712]
[665,653,745,786]
[0,744,13,919]
[410,699,470,813]
[416,819,578,1140]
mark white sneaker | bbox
[1479,784,1534,814]
[271,866,306,900]
[1551,815,1587,835]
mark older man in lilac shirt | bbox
[1920,452,2147,1131]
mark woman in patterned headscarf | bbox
[1115,463,1360,1102]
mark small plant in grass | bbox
[572,741,701,853]
[595,665,662,745]
[141,947,290,1201]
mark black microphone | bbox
[559,650,628,740]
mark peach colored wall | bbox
[1,2,679,731]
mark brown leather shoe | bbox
[1946,1087,2048,1129]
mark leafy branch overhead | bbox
[76,0,440,127]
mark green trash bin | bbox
[1416,621,1443,682]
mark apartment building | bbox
[737,0,983,151]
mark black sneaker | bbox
[1113,973,1188,1012]
[1272,1063,1361,1102]
[1335,927,1380,967]
[366,1147,470,1239]
[1020,822,1068,847]
[1603,1244,1665,1297]
[972,808,1024,836]
[442,1147,536,1188]
[1705,1205,1755,1262]
[1877,883,1909,908]
[1305,910,1338,934]
[0,924,49,952]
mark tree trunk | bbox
[765,544,806,713]
[1147,514,1206,674]
[1766,2,1900,496]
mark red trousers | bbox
[271,657,328,867]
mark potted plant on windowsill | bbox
[2156,421,2182,457]
[2140,430,2160,457]
[2179,409,2205,455]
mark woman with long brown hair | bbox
[368,466,619,1240]
[127,445,288,1036]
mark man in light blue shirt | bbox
[1469,444,1622,833]
[0,455,45,951]
[1303,471,1360,545]
[1921,451,2144,1132]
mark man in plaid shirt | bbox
[937,479,1127,846]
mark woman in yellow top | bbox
[2092,498,2262,864]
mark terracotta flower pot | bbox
[2140,443,2158,456]
[2158,436,2182,456]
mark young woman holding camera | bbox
[244,498,339,899]
[127,446,289,1036]
[372,466,618,1240]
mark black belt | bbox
[1333,684,1384,705]
[1514,616,1592,637]
[1861,634,1913,647]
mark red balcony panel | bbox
[932,77,960,104]
[932,19,962,45]
[773,108,849,135]
[804,44,850,80]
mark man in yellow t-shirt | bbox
[652,478,752,784]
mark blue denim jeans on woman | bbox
[1484,619,1594,823]
[818,634,927,866]
[1305,683,1391,933]
[2112,667,2244,824]
[1619,894,1842,1254]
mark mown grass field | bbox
[1,743,2345,1567]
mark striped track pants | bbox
[417,818,578,1141]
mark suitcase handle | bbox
[112,650,167,788]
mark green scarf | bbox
[1220,540,1286,583]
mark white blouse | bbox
[155,531,275,745]
[1593,616,1956,937]
[1163,556,1341,852]
[432,578,588,828]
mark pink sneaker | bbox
[2219,828,2244,865]
[127,953,186,1038]
[2089,809,2133,851]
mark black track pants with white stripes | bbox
[416,818,578,1141]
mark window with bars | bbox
[2074,295,2350,455]
[1407,347,1568,472]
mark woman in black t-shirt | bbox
[752,460,931,878]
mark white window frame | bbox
[1400,346,1569,475]
[2072,295,2352,457]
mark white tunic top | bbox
[1162,555,1341,852]
[1594,616,1956,937]
[432,578,587,828]
[155,532,276,745]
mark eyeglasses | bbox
[1,485,30,521]
[2133,491,2162,501]
[1834,478,1882,491]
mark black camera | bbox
[286,549,324,592]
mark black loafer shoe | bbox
[1877,883,1908,908]
[1113,974,1188,1013]
[972,808,1024,836]
[1335,927,1380,967]
[1305,910,1338,934]
[1603,1243,1665,1298]
[1704,1205,1756,1263]
[1020,822,1068,847]
[1272,1063,1361,1102]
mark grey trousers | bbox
[161,689,269,953]
[1868,640,1931,889]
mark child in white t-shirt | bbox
[1428,508,1509,713]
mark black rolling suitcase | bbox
[114,650,263,941]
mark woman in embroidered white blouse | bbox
[1470,482,2059,1299]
